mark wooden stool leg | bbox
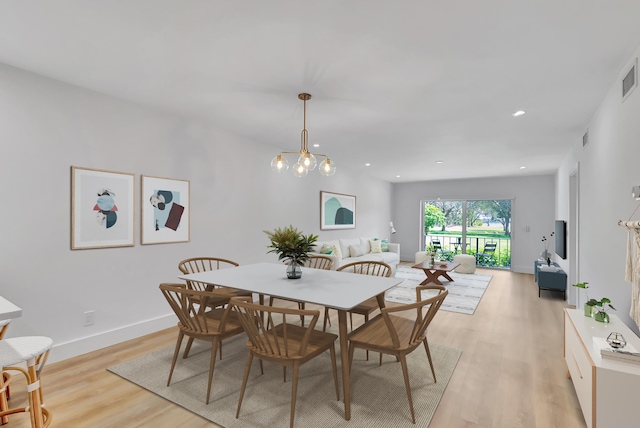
[0,372,9,425]
[26,358,45,428]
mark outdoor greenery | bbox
[425,200,512,236]
[424,199,512,268]
[424,205,445,235]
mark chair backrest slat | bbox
[178,257,239,292]
[336,261,392,277]
[381,285,448,349]
[230,297,320,358]
[160,283,235,334]
[304,255,334,270]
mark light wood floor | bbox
[4,267,586,428]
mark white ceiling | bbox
[2,1,640,182]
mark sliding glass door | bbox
[422,199,512,269]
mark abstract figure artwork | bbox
[320,191,356,230]
[95,188,118,228]
[141,176,190,244]
[72,166,135,249]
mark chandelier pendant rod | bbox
[270,92,336,176]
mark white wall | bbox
[557,46,640,335]
[0,63,392,362]
[391,175,555,273]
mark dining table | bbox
[0,295,22,321]
[178,262,403,420]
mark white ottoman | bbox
[453,254,476,274]
[415,251,429,264]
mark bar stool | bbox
[0,320,10,425]
[0,336,53,427]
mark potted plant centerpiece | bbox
[586,297,616,323]
[264,225,318,279]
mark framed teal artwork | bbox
[320,191,356,230]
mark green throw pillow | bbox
[319,244,333,255]
[373,238,389,252]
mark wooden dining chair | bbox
[159,283,245,404]
[323,260,392,332]
[230,296,340,428]
[178,256,251,301]
[268,255,334,327]
[178,257,251,358]
[347,285,448,424]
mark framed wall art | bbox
[71,166,135,249]
[320,191,356,230]
[141,175,190,244]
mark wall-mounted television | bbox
[555,220,567,260]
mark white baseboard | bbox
[511,264,533,274]
[48,314,176,364]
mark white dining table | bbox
[178,262,402,420]
[0,295,22,321]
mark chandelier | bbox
[270,93,336,177]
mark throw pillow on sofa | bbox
[332,244,342,258]
[319,244,334,255]
[340,238,361,258]
[369,239,382,253]
[373,237,389,252]
[349,243,368,258]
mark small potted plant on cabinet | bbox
[586,297,616,323]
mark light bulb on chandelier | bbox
[270,154,289,173]
[270,93,336,177]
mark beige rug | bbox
[108,333,461,427]
[387,266,492,315]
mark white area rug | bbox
[386,266,492,315]
[108,333,461,427]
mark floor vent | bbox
[622,58,637,101]
[583,130,589,148]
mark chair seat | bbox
[178,309,244,337]
[349,297,380,316]
[348,314,419,352]
[251,324,338,362]
[0,337,53,367]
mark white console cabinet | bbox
[564,308,640,428]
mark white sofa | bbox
[311,237,400,273]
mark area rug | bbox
[385,266,492,315]
[108,334,461,427]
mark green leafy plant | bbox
[586,297,616,313]
[425,242,436,254]
[264,225,318,266]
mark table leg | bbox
[337,309,350,420]
[441,272,454,282]
[419,270,443,285]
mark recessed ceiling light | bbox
[396,175,401,178]
[512,110,525,117]
[313,144,320,147]
[435,160,444,164]
[520,166,526,169]
[365,163,371,167]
